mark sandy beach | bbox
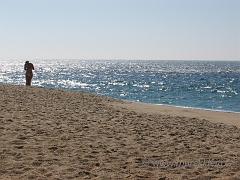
[0,84,239,179]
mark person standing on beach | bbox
[24,61,34,86]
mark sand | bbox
[0,84,239,180]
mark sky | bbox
[0,0,240,60]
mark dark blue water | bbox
[0,60,239,113]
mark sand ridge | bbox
[112,100,240,128]
[0,84,239,179]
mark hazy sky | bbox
[1,0,239,60]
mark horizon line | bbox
[1,59,240,61]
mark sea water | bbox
[0,60,239,113]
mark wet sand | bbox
[0,84,239,179]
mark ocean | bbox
[1,60,239,113]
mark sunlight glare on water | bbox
[0,59,239,112]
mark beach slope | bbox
[0,84,239,179]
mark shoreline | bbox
[156,103,240,114]
[1,83,240,127]
[1,84,240,179]
[1,82,239,114]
